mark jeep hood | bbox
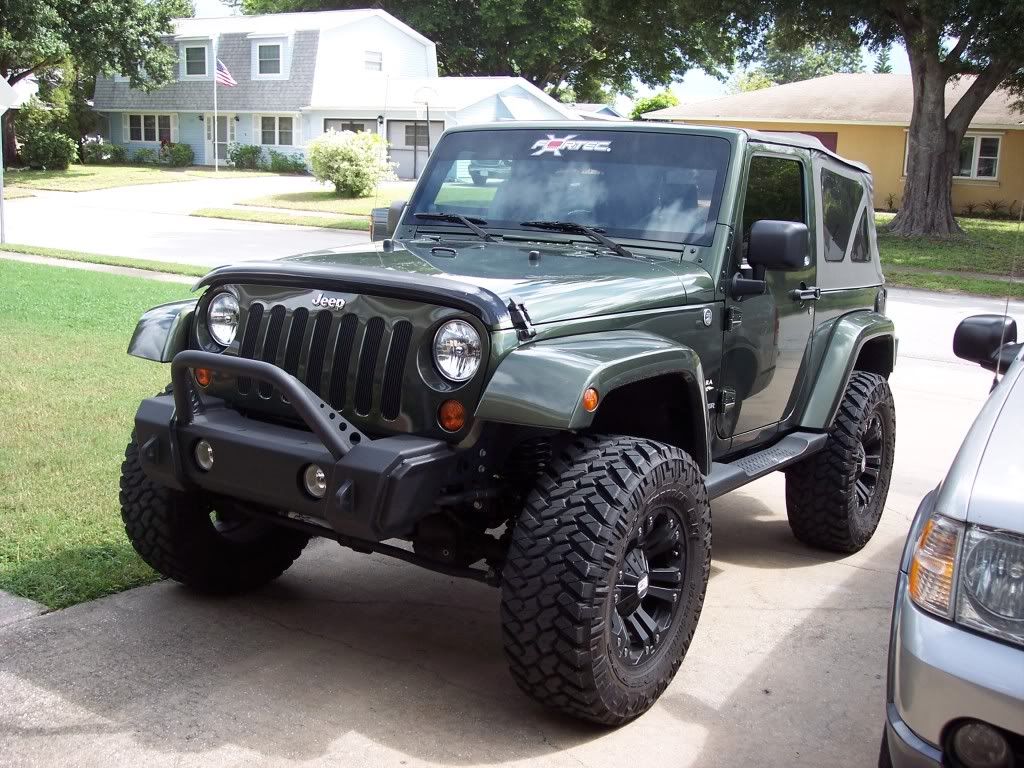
[196,239,716,328]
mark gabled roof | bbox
[646,73,1024,129]
[568,102,625,118]
[173,9,433,47]
[309,75,581,119]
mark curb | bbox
[0,590,47,629]
[0,251,195,284]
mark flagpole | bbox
[212,36,219,172]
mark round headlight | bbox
[433,320,481,382]
[207,293,239,347]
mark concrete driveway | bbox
[4,175,369,268]
[0,288,1018,768]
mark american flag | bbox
[215,59,237,87]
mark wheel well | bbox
[854,335,895,378]
[587,374,707,472]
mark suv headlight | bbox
[909,515,1024,646]
[957,527,1024,646]
[433,320,481,382]
[207,292,239,347]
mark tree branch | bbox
[943,34,971,74]
[946,58,1018,136]
[6,57,61,86]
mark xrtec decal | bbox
[530,134,612,156]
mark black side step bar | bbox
[705,431,828,500]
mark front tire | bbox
[500,435,711,725]
[119,432,310,593]
[785,371,896,553]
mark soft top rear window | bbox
[407,129,732,248]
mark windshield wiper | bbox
[520,220,635,259]
[413,212,496,242]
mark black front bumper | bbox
[134,350,457,541]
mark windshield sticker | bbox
[530,135,612,157]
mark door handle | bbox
[790,284,821,302]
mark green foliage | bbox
[884,192,899,213]
[982,199,1008,218]
[267,149,307,174]
[729,69,776,93]
[132,147,159,165]
[629,90,679,120]
[162,142,194,167]
[308,131,394,197]
[108,144,128,163]
[21,130,77,170]
[758,26,863,85]
[241,0,763,98]
[873,48,893,74]
[14,95,68,138]
[962,202,978,217]
[81,142,107,164]
[228,143,264,170]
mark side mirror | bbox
[370,199,407,242]
[748,220,809,272]
[954,314,1018,370]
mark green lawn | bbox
[192,207,370,231]
[239,182,418,216]
[3,185,35,199]
[0,243,206,277]
[876,212,1024,276]
[4,164,278,193]
[0,260,194,608]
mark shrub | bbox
[228,143,264,170]
[884,192,899,213]
[162,142,194,167]
[308,130,394,196]
[133,147,159,165]
[267,149,307,174]
[982,199,1008,218]
[962,202,978,217]
[81,142,107,164]
[108,144,129,164]
[21,130,78,170]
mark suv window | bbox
[850,209,871,263]
[821,169,865,262]
[741,156,805,247]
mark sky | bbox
[192,0,910,113]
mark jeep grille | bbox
[233,302,413,421]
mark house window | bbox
[405,123,429,147]
[820,168,865,262]
[260,116,294,146]
[184,46,207,76]
[127,113,174,143]
[324,119,373,133]
[258,44,281,75]
[956,135,1000,179]
[364,50,383,71]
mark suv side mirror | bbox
[954,314,1018,370]
[370,200,408,242]
[748,220,809,272]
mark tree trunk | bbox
[1,111,16,168]
[889,49,963,237]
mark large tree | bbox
[728,29,863,92]
[0,0,191,164]
[241,0,762,100]
[769,2,1024,237]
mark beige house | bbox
[645,73,1024,213]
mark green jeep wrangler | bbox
[121,123,896,725]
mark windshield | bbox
[406,129,732,248]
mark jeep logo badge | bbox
[311,292,346,310]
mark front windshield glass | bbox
[407,129,732,248]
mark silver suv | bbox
[882,314,1024,767]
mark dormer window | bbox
[185,46,207,76]
[258,44,281,75]
[364,50,383,72]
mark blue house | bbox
[93,9,581,177]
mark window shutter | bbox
[205,116,212,142]
[293,115,302,146]
[123,113,129,141]
[229,117,236,143]
[252,114,259,143]
[170,114,179,143]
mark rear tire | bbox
[501,435,711,725]
[785,371,895,553]
[119,430,310,594]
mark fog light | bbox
[438,399,465,432]
[194,439,214,471]
[952,722,1011,768]
[194,367,212,387]
[303,464,327,499]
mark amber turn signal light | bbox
[438,399,466,432]
[194,367,212,387]
[582,387,600,412]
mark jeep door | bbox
[717,150,817,446]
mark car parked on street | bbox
[121,122,897,724]
[881,313,1024,767]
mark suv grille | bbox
[233,302,413,422]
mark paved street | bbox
[0,288,1020,768]
[4,175,370,268]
